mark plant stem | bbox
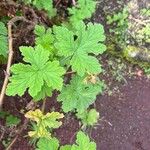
[42,98,46,113]
[0,17,36,109]
[0,21,13,109]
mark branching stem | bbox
[0,21,13,109]
[0,17,35,109]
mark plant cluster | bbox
[0,0,106,149]
[106,7,129,48]
[23,0,56,17]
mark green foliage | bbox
[36,131,96,150]
[0,111,20,127]
[107,7,129,48]
[136,23,150,43]
[6,115,21,127]
[58,75,104,112]
[71,131,96,150]
[68,0,96,24]
[54,21,106,76]
[34,25,56,58]
[141,8,150,17]
[25,109,64,138]
[23,0,56,17]
[60,145,72,150]
[36,137,59,150]
[76,109,99,127]
[0,110,9,119]
[3,1,104,149]
[6,45,65,100]
[0,22,8,57]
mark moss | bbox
[123,45,150,66]
[107,41,150,68]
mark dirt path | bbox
[92,76,150,150]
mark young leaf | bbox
[58,75,104,112]
[71,131,96,150]
[33,83,53,101]
[0,22,8,57]
[34,25,56,58]
[6,115,21,127]
[54,21,106,76]
[76,109,99,126]
[68,0,96,24]
[36,137,59,150]
[24,0,56,17]
[6,45,65,98]
[25,109,64,138]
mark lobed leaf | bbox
[36,137,59,150]
[68,0,96,24]
[6,45,65,98]
[54,21,106,76]
[58,75,104,112]
[34,25,55,57]
[25,109,64,138]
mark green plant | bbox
[141,8,150,17]
[6,115,21,127]
[0,22,8,57]
[68,0,97,24]
[4,21,105,148]
[25,109,64,138]
[136,23,150,44]
[54,21,106,75]
[107,7,129,48]
[23,0,56,17]
[76,108,99,127]
[36,131,96,150]
[108,58,127,83]
[0,0,107,148]
[36,137,60,150]
[0,111,20,127]
[58,75,104,113]
[6,45,65,100]
[34,25,56,59]
[6,21,106,102]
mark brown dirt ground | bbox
[92,75,150,150]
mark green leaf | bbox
[6,115,21,127]
[58,75,104,112]
[0,111,9,119]
[60,145,72,150]
[24,0,56,17]
[34,25,55,58]
[71,131,96,150]
[25,109,64,138]
[68,0,96,23]
[76,109,99,126]
[34,25,46,36]
[54,21,106,76]
[33,83,53,101]
[36,137,59,150]
[0,22,8,57]
[6,45,65,98]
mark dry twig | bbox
[0,20,13,108]
[0,17,35,109]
